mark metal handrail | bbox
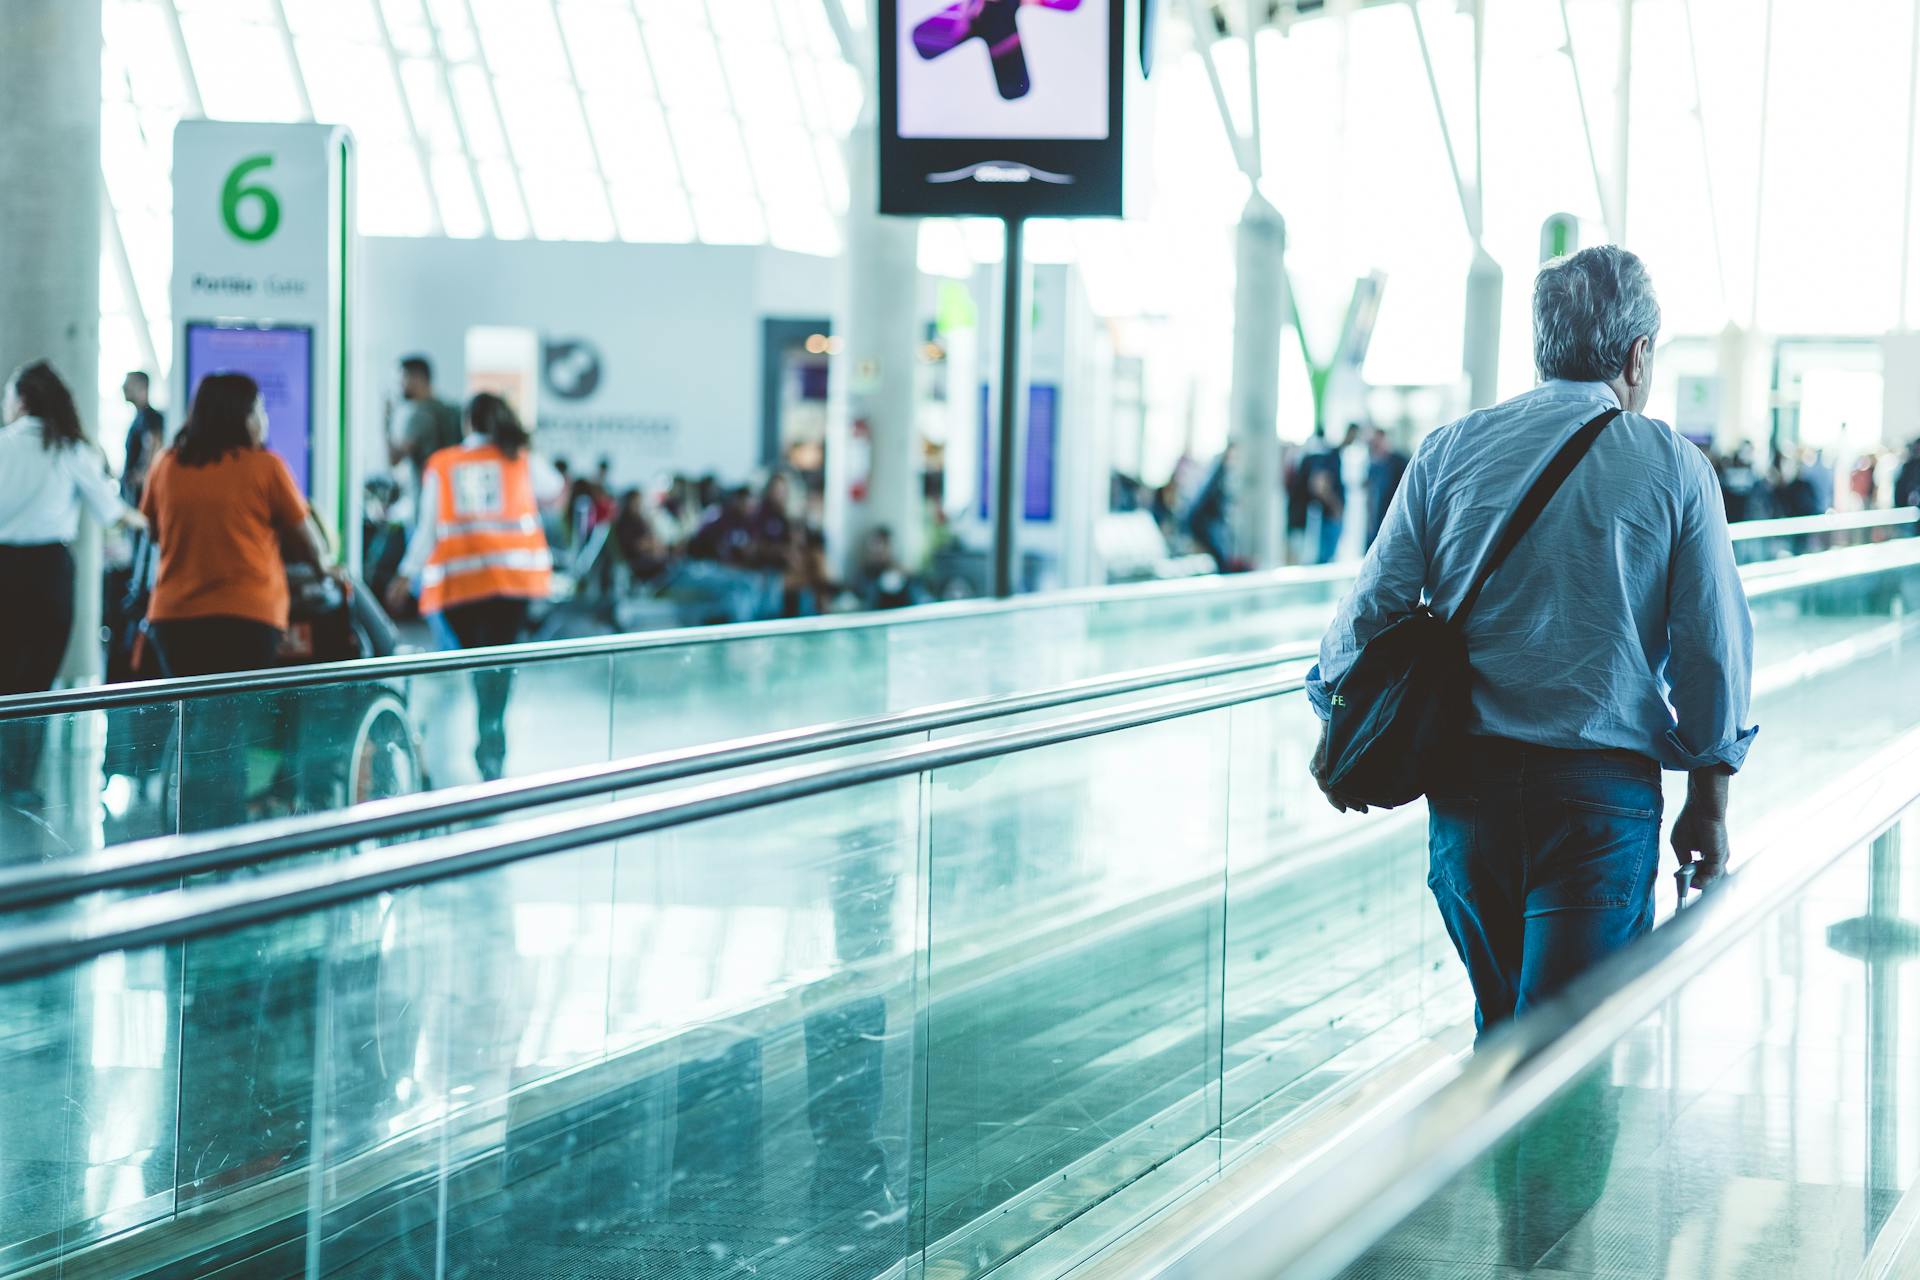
[1730,505,1918,542]
[0,562,1352,720]
[1151,723,1920,1280]
[1741,535,1920,599]
[3,524,1910,910]
[0,644,1314,912]
[0,671,1309,982]
[4,520,1909,913]
[1,508,1907,720]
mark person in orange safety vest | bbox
[387,392,565,778]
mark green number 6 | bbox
[221,154,281,242]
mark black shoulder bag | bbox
[1318,408,1620,808]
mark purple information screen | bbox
[184,324,314,496]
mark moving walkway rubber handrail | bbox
[1731,504,1918,542]
[1148,723,1920,1280]
[0,670,1312,982]
[0,643,1315,912]
[0,508,1906,720]
[0,562,1353,719]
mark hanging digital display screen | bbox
[880,0,1126,217]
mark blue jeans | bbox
[1427,737,1663,1039]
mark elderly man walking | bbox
[1307,246,1756,1039]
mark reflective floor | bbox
[1342,819,1920,1279]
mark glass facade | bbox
[97,0,863,445]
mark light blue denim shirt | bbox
[1308,380,1757,772]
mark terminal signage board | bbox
[879,0,1127,217]
[171,121,356,556]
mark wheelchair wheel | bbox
[347,691,424,806]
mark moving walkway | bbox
[1,525,1917,1278]
[2,510,1912,862]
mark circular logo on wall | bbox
[544,339,603,400]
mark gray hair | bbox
[1532,245,1661,383]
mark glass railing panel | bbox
[0,940,182,1272]
[1,703,179,860]
[1341,809,1920,1279]
[1219,692,1470,1151]
[921,710,1232,1278]
[1748,550,1920,682]
[165,653,614,836]
[538,779,924,1279]
[0,777,928,1278]
[608,623,896,755]
[1742,559,1920,799]
[1083,574,1351,665]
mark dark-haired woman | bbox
[1,362,147,807]
[142,372,328,677]
[386,393,563,779]
[0,361,146,696]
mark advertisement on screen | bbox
[880,0,1126,217]
[898,0,1110,140]
[184,324,314,497]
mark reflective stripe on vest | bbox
[437,513,542,539]
[418,443,552,614]
[418,546,554,587]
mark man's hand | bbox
[1671,767,1733,887]
[1310,723,1368,815]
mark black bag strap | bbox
[1453,407,1620,624]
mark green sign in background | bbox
[222,153,281,242]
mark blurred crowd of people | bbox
[1707,439,1920,522]
[554,467,925,622]
[367,354,929,638]
[1114,421,1413,572]
[1123,424,1920,577]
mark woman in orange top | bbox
[142,373,329,677]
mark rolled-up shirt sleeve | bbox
[1663,452,1758,771]
[1307,442,1431,720]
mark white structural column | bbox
[1411,0,1499,409]
[1464,248,1503,410]
[1229,192,1287,570]
[1187,0,1286,568]
[1,0,103,684]
[826,106,925,574]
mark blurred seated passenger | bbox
[748,473,795,568]
[143,372,327,677]
[853,526,920,611]
[655,474,699,547]
[783,526,838,617]
[688,488,757,564]
[614,489,669,584]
